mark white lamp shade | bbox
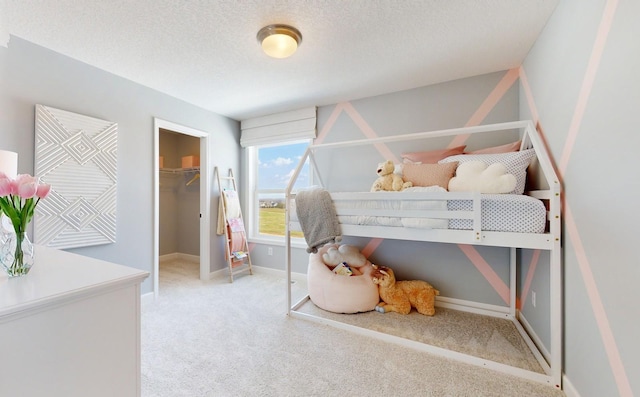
[257,24,302,59]
[0,150,18,178]
[261,33,298,58]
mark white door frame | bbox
[153,118,211,298]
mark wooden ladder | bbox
[215,167,253,282]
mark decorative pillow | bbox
[439,149,535,194]
[466,141,521,154]
[402,162,459,190]
[401,145,466,164]
[448,161,516,194]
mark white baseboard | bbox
[253,265,308,285]
[208,268,228,280]
[141,291,155,304]
[209,265,307,286]
[562,374,579,397]
[435,296,510,319]
[159,253,179,263]
[159,252,199,264]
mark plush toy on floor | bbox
[322,244,367,275]
[371,264,439,316]
[370,160,412,192]
[307,244,380,314]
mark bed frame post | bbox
[285,197,292,315]
[523,120,563,389]
[549,182,563,389]
[285,147,313,315]
[509,248,517,318]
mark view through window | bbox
[255,140,310,238]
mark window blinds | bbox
[240,106,317,147]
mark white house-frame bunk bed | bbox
[284,120,562,389]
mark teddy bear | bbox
[370,160,413,192]
[371,264,439,316]
[321,244,368,276]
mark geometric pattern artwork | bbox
[33,104,118,249]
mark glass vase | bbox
[1,231,35,277]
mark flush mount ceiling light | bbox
[257,24,302,59]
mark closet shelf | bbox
[159,167,200,175]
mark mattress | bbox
[447,193,546,233]
[292,187,547,234]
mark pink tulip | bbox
[36,183,51,199]
[15,174,37,199]
[0,177,12,197]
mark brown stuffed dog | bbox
[371,264,439,316]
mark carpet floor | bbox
[141,260,565,397]
[296,299,543,373]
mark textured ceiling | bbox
[1,1,559,121]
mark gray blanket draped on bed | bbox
[295,188,342,253]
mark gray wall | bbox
[520,0,639,395]
[0,36,240,294]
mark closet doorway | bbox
[153,118,210,298]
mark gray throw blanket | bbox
[295,188,342,253]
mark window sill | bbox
[248,236,307,250]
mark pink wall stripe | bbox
[315,102,398,162]
[520,66,562,184]
[518,67,540,123]
[566,205,632,396]
[559,0,619,174]
[342,102,399,163]
[458,244,510,305]
[360,238,383,259]
[315,103,346,145]
[519,249,540,310]
[448,68,519,302]
[312,102,393,257]
[448,67,520,148]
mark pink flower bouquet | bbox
[0,173,51,276]
[0,173,51,234]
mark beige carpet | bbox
[296,300,543,373]
[141,260,565,397]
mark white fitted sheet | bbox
[292,188,546,234]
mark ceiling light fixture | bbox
[257,24,302,59]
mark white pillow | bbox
[439,149,535,194]
[448,161,516,194]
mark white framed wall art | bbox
[33,104,118,249]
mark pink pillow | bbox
[402,162,459,190]
[467,141,521,154]
[402,145,466,164]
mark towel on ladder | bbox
[295,187,342,253]
[227,221,246,267]
[217,189,242,235]
[216,189,246,266]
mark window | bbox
[247,140,311,241]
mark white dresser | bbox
[0,245,149,397]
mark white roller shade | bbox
[240,106,316,147]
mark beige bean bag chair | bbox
[307,244,379,314]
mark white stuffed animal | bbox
[322,244,367,268]
[371,160,413,192]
